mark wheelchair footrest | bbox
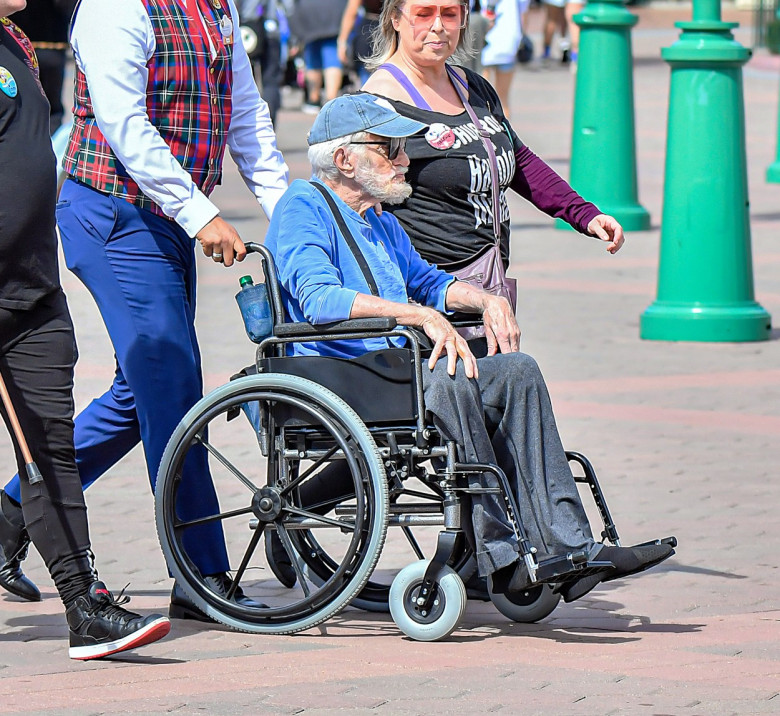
[633,535,678,549]
[533,556,614,586]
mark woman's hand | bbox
[482,295,521,356]
[587,214,625,254]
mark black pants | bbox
[251,33,282,126]
[0,290,95,606]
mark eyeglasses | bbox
[398,3,468,31]
[349,136,407,160]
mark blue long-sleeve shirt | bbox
[264,179,455,358]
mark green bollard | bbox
[640,0,771,342]
[555,0,650,232]
[767,72,780,183]
[767,6,780,183]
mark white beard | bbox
[354,163,413,205]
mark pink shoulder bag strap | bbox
[446,65,501,245]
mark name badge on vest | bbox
[0,67,17,98]
[219,14,233,44]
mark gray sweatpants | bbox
[423,352,595,577]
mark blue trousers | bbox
[5,180,229,577]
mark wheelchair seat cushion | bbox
[257,348,418,424]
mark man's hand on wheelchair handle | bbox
[195,216,247,267]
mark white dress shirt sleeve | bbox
[71,0,288,237]
[224,0,289,219]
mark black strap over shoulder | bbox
[311,181,380,297]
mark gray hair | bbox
[363,0,473,73]
[308,131,369,181]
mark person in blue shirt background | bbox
[264,93,674,604]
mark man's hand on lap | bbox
[481,295,521,356]
[419,308,478,379]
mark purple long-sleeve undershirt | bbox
[512,144,602,234]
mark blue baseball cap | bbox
[307,93,428,145]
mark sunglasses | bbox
[349,136,408,160]
[398,3,468,31]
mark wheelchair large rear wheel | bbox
[155,374,389,634]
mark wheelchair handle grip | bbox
[448,311,484,327]
[274,317,397,337]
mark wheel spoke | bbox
[283,505,356,532]
[280,444,339,497]
[229,522,264,599]
[196,432,259,493]
[173,504,254,530]
[276,524,310,598]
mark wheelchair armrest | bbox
[274,317,398,337]
[448,311,483,327]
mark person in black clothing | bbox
[238,0,286,126]
[0,4,170,660]
[11,0,73,134]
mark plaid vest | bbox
[63,0,233,217]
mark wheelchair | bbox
[154,243,676,641]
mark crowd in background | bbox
[11,0,583,134]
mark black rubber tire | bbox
[155,374,388,634]
[487,580,560,623]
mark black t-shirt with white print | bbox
[382,67,523,270]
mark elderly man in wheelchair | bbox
[154,94,675,641]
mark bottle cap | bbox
[239,275,254,287]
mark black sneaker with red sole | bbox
[67,581,170,660]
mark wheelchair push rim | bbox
[155,374,389,634]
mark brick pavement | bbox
[1,4,779,713]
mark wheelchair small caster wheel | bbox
[487,580,560,623]
[389,560,466,642]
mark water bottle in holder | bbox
[235,275,274,343]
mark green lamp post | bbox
[640,0,771,342]
[767,8,780,184]
[769,81,780,181]
[556,0,650,232]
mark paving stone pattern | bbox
[0,6,779,714]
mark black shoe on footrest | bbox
[535,552,614,586]
[557,569,613,603]
[598,542,675,583]
[556,542,676,603]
